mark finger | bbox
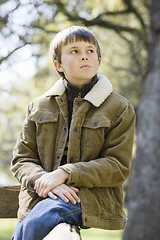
[35,181,49,198]
[62,190,79,204]
[43,188,50,198]
[56,192,70,203]
[68,191,80,203]
[51,185,80,204]
[52,187,70,203]
[48,191,57,200]
[64,186,80,203]
[41,181,55,197]
[35,183,43,196]
[61,185,80,203]
[35,182,45,197]
[39,187,50,198]
[70,190,81,203]
[69,186,79,192]
[35,182,41,195]
[34,180,39,191]
[35,179,44,194]
[34,182,37,191]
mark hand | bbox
[48,184,80,205]
[34,169,69,198]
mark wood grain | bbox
[0,185,20,218]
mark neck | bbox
[66,78,93,90]
[65,75,98,98]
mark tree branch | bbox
[0,0,148,65]
[116,32,146,77]
[123,0,146,29]
[0,0,9,4]
[55,0,144,40]
[0,44,27,65]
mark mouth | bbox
[80,65,91,69]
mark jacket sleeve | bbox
[11,103,47,191]
[59,103,136,188]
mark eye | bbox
[88,49,94,53]
[71,49,79,54]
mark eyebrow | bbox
[69,47,79,49]
[69,45,95,50]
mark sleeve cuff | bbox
[58,165,77,186]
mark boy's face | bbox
[54,40,101,88]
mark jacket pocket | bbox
[83,115,111,129]
[29,110,59,136]
[29,110,59,166]
[81,116,111,160]
[30,110,59,124]
[29,110,59,143]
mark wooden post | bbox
[0,185,20,218]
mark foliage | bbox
[0,0,150,83]
[0,0,150,174]
[0,219,123,240]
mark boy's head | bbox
[50,26,101,78]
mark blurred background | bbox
[0,0,160,240]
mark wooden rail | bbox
[0,185,20,218]
[0,185,82,239]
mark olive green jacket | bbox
[11,74,135,230]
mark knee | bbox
[22,217,48,239]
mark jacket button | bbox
[31,183,34,188]
[57,155,60,159]
[77,102,81,106]
[70,157,73,163]
[39,117,44,121]
[64,128,67,131]
[74,128,78,132]
[84,217,87,222]
[93,122,98,126]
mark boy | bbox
[11,26,135,240]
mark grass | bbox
[0,219,18,240]
[81,228,123,240]
[0,219,123,240]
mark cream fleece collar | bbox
[45,74,113,107]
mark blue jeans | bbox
[11,197,82,240]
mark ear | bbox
[53,60,63,72]
[98,58,101,65]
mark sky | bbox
[0,0,42,91]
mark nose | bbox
[81,56,88,61]
[81,54,88,61]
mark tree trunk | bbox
[123,0,160,239]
